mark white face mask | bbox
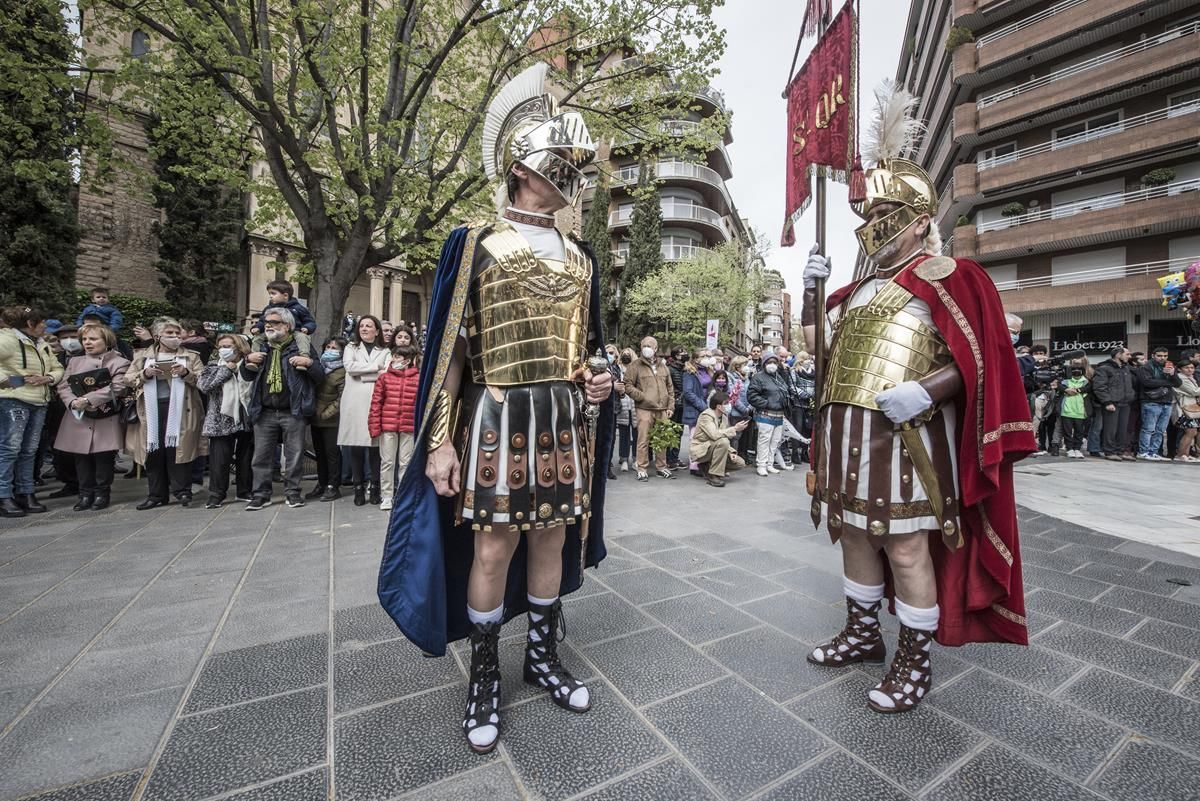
[61,338,81,353]
[741,365,753,375]
[641,346,655,359]
[1011,332,1020,346]
[218,346,236,361]
[722,403,732,415]
[700,356,716,368]
[765,363,778,374]
[158,336,182,350]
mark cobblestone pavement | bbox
[1,461,1198,801]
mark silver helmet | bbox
[482,63,596,206]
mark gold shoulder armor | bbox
[914,256,957,281]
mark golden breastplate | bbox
[467,224,592,386]
[821,279,952,410]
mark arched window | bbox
[131,30,150,59]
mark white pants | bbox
[680,424,698,469]
[755,421,784,469]
[379,431,415,503]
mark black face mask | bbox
[620,355,632,365]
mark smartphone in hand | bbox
[5,375,26,388]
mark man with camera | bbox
[1135,348,1182,460]
[1090,347,1136,462]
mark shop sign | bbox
[1148,319,1200,358]
[1049,322,1126,355]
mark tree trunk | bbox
[307,249,359,343]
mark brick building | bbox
[898,0,1200,359]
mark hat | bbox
[44,319,63,334]
[763,352,780,365]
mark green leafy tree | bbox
[87,0,726,337]
[581,177,615,338]
[620,161,663,337]
[623,240,758,346]
[0,0,82,313]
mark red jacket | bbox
[369,366,420,437]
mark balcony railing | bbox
[609,202,730,237]
[978,101,1200,170]
[975,0,1089,48]
[976,179,1200,233]
[992,255,1197,291]
[977,21,1200,108]
[614,243,708,263]
[613,160,726,189]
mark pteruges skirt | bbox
[458,381,593,531]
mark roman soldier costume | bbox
[802,83,1036,712]
[378,64,612,750]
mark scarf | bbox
[144,351,186,452]
[267,335,294,394]
[219,362,254,425]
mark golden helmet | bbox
[854,157,938,220]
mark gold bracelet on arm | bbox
[427,389,459,452]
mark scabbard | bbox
[897,421,962,548]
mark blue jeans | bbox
[1138,402,1172,456]
[1086,407,1104,454]
[0,399,48,499]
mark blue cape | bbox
[378,225,614,655]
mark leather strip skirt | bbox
[458,381,592,532]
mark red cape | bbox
[826,255,1036,646]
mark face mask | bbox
[218,346,236,361]
[321,351,340,363]
[641,346,655,359]
[715,381,727,390]
[607,353,616,363]
[741,365,753,375]
[159,336,181,350]
[722,403,732,415]
[392,359,408,369]
[61,338,81,353]
[620,354,632,365]
[1011,332,1020,346]
[765,363,778,374]
[803,361,814,371]
[700,357,716,368]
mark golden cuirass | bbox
[467,223,592,386]
[820,278,952,410]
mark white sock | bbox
[527,593,558,607]
[467,604,504,625]
[843,577,885,607]
[894,598,939,631]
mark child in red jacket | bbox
[369,343,420,511]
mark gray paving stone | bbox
[1130,617,1200,661]
[222,769,328,801]
[1075,562,1183,596]
[560,591,657,645]
[18,772,140,801]
[47,635,208,706]
[641,592,760,645]
[924,743,1104,801]
[584,626,726,706]
[217,595,330,652]
[1099,585,1200,628]
[594,551,645,574]
[687,565,785,605]
[645,677,827,799]
[1025,589,1142,636]
[739,591,849,644]
[929,671,1125,781]
[768,564,845,603]
[598,566,697,606]
[335,684,493,801]
[401,763,523,801]
[574,758,718,801]
[334,603,400,650]
[1093,739,1200,801]
[954,642,1084,694]
[1041,524,1126,550]
[702,626,845,702]
[720,547,806,576]
[333,637,462,714]
[185,634,327,714]
[1059,544,1152,571]
[1061,669,1200,757]
[1019,534,1070,553]
[611,532,679,554]
[1037,623,1192,689]
[1022,547,1092,573]
[640,546,728,576]
[790,673,980,792]
[504,684,667,801]
[755,751,910,801]
[144,687,325,801]
[1140,559,1200,586]
[1021,565,1108,600]
[677,531,752,554]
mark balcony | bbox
[609,202,731,240]
[994,257,1191,314]
[613,120,734,176]
[953,101,1200,201]
[611,160,733,213]
[955,22,1200,140]
[957,179,1200,260]
[614,243,708,265]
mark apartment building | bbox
[760,270,788,350]
[898,0,1200,358]
[588,58,763,352]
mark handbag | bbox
[120,395,140,425]
[67,368,120,419]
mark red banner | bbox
[781,0,857,247]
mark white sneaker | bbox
[380,498,393,511]
[1030,450,1047,457]
[1137,453,1154,460]
[767,465,781,474]
[756,467,768,477]
[777,462,795,471]
[620,460,629,472]
[1149,453,1166,461]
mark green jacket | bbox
[0,328,64,406]
[314,366,345,428]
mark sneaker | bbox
[380,498,393,511]
[1121,454,1136,461]
[767,465,781,474]
[1149,454,1166,461]
[778,462,795,471]
[1105,455,1123,462]
[1030,450,1047,457]
[636,470,649,482]
[757,467,768,477]
[1137,453,1154,461]
[245,497,271,511]
[285,494,305,508]
[620,460,629,472]
[235,494,253,502]
[656,468,675,479]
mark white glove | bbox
[803,243,832,289]
[875,381,933,424]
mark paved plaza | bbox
[1,460,1198,801]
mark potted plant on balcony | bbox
[1142,168,1176,188]
[944,26,975,52]
[1000,201,1026,218]
[955,215,971,227]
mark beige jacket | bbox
[623,357,674,412]
[0,328,64,405]
[123,348,207,464]
[689,408,738,461]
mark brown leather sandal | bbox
[867,624,933,714]
[807,597,886,667]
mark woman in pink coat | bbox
[54,324,130,510]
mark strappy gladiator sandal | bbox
[806,597,887,667]
[867,623,934,714]
[524,599,591,712]
[462,622,502,754]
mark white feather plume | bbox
[482,63,549,180]
[863,79,924,166]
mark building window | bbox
[1052,110,1122,150]
[1168,89,1200,118]
[977,141,1017,167]
[131,30,150,59]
